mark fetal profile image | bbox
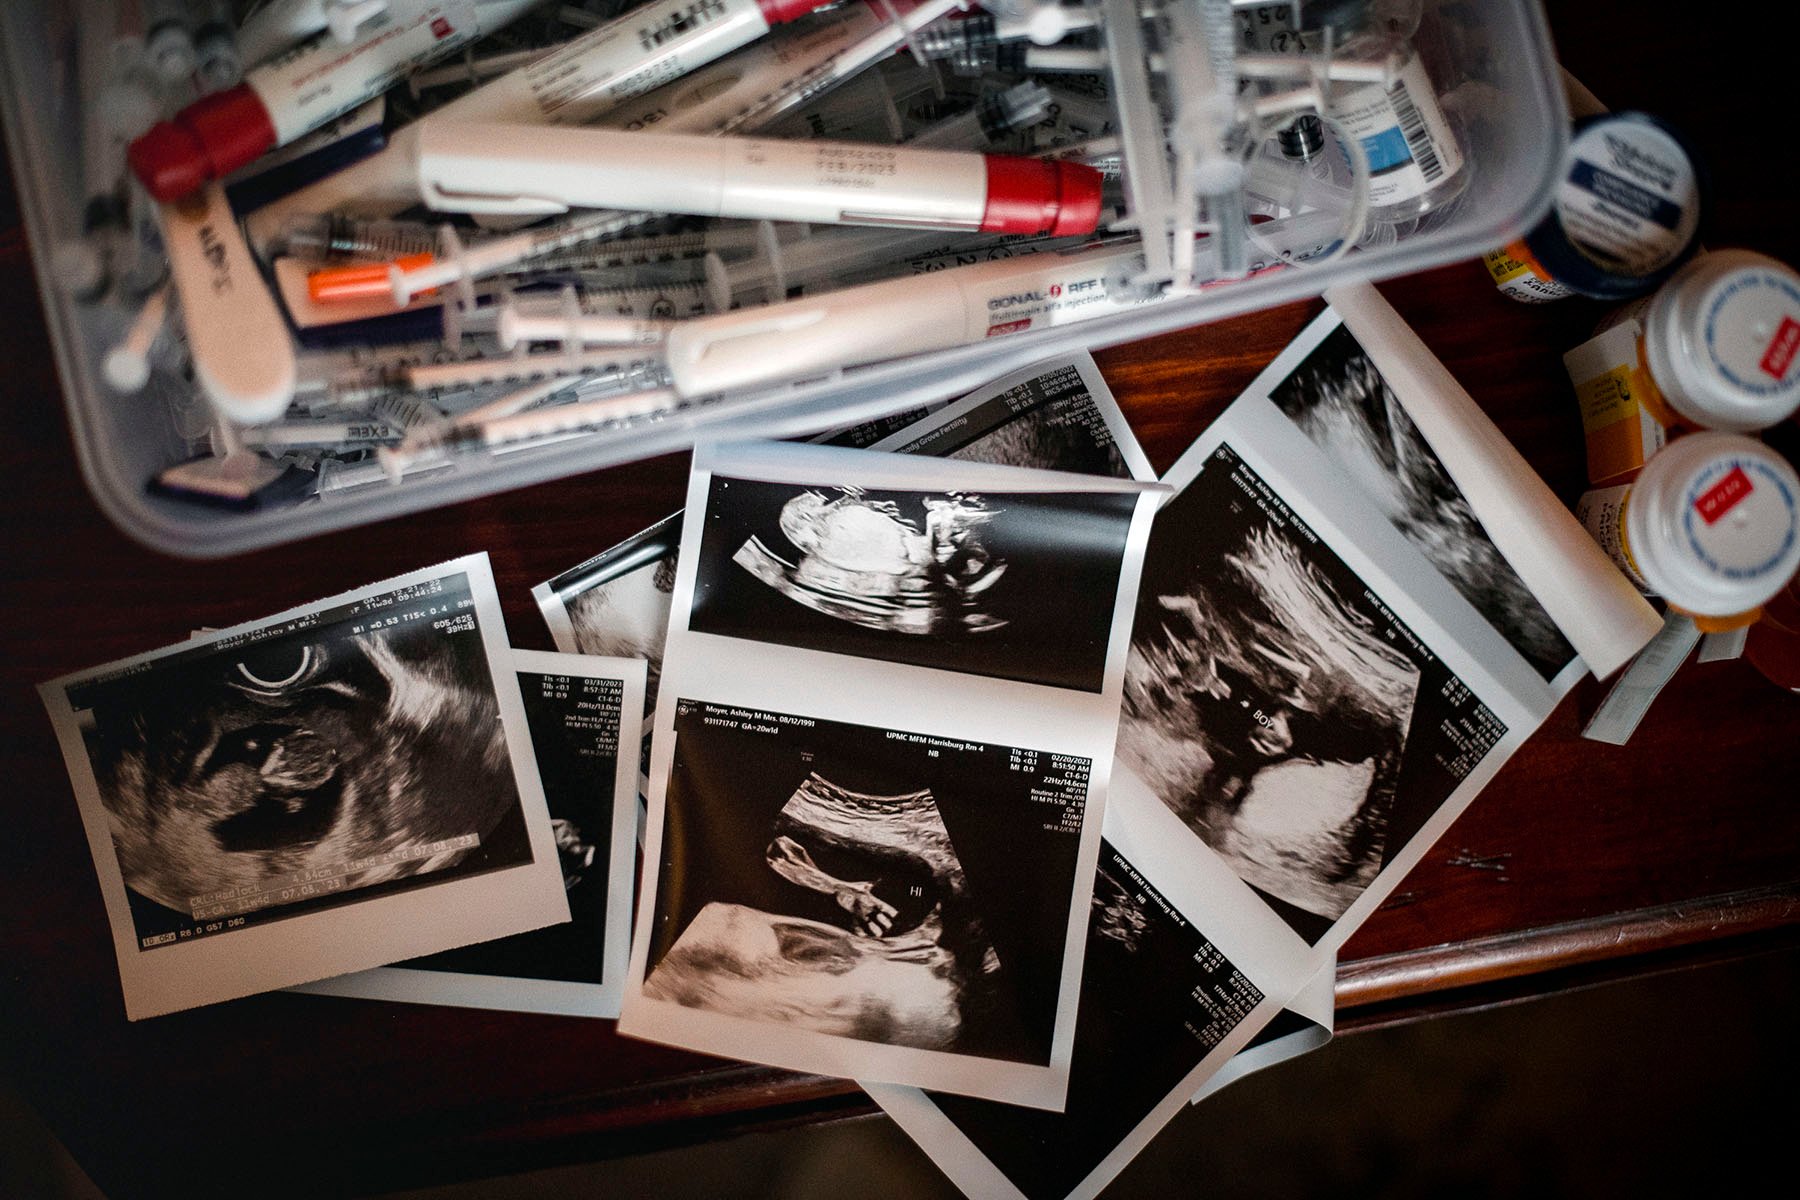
[689,474,1140,692]
[734,488,1012,638]
[640,702,1090,1066]
[651,773,994,1052]
[1121,446,1420,931]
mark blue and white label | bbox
[1558,119,1698,277]
[1333,54,1463,209]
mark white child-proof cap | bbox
[1625,431,1800,617]
[1644,250,1800,432]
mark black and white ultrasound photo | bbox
[878,360,1134,479]
[1268,322,1577,680]
[1119,445,1508,942]
[640,702,1090,1063]
[539,361,1144,708]
[689,476,1139,692]
[395,665,626,986]
[541,514,681,720]
[562,551,678,668]
[61,571,534,949]
[917,843,1265,1200]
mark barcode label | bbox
[1388,81,1444,183]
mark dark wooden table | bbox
[4,6,1798,1198]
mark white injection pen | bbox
[244,0,849,227]
[414,122,1106,234]
[661,239,1165,397]
[131,0,542,200]
[654,209,1350,397]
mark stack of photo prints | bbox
[41,312,1585,1199]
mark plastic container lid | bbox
[1643,250,1800,432]
[1625,432,1800,616]
[1524,112,1704,301]
[0,0,1577,557]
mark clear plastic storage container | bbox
[0,0,1568,557]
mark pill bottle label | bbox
[1484,244,1573,303]
[1577,484,1652,591]
[1564,320,1668,485]
[1761,316,1800,381]
[1556,119,1699,279]
[1334,54,1465,210]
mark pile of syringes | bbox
[47,0,1477,509]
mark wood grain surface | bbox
[2,4,1798,1197]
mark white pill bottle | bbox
[1631,250,1800,432]
[1578,432,1800,631]
[1564,249,1800,484]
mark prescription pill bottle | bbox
[1482,240,1574,303]
[1576,432,1800,631]
[1330,39,1468,225]
[1489,112,1705,303]
[1564,250,1800,485]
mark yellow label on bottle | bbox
[1575,362,1666,485]
[1483,248,1531,285]
[1577,484,1651,591]
[1483,246,1571,302]
[1576,364,1639,433]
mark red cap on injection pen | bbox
[754,0,846,24]
[128,85,279,202]
[979,158,1105,237]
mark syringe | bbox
[385,209,672,304]
[277,214,446,262]
[905,82,1052,148]
[691,222,1104,311]
[912,7,1100,71]
[404,346,669,393]
[374,359,679,476]
[710,0,972,137]
[295,0,976,304]
[290,215,766,298]
[494,284,693,350]
[382,385,683,478]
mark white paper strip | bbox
[1582,611,1700,744]
[1324,281,1662,677]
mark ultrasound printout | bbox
[296,652,645,1016]
[40,554,569,1020]
[619,441,1164,1109]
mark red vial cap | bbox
[979,158,1105,237]
[128,84,278,202]
[754,0,842,25]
